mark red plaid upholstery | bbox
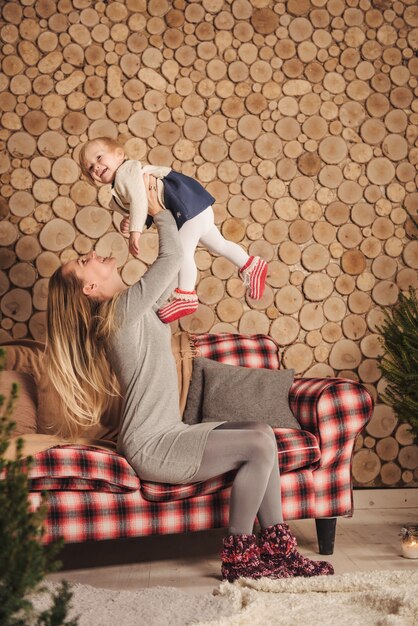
[193,332,280,369]
[28,445,139,493]
[140,429,320,502]
[141,471,236,503]
[289,377,374,518]
[30,469,319,544]
[25,332,373,545]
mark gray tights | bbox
[191,422,283,535]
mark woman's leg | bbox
[192,422,283,535]
[157,211,212,322]
[196,422,334,580]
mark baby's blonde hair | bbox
[79,137,125,184]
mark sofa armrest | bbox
[289,378,374,469]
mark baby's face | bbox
[83,142,124,184]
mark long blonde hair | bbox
[79,137,125,184]
[46,265,121,438]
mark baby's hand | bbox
[120,217,130,237]
[129,231,141,257]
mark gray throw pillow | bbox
[183,357,300,430]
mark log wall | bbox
[0,0,417,487]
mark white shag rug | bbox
[34,570,418,626]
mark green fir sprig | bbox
[0,348,78,626]
[378,288,418,442]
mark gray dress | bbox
[107,210,223,484]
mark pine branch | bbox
[378,287,418,441]
[36,582,78,626]
[0,350,78,626]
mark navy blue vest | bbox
[112,170,215,230]
[162,171,215,229]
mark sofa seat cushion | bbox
[192,333,280,369]
[140,429,320,502]
[28,445,140,493]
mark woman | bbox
[46,175,333,582]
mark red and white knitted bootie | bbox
[221,533,290,582]
[157,288,198,324]
[259,523,334,578]
[239,256,268,300]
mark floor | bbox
[48,490,418,594]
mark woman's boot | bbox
[259,523,334,577]
[221,533,291,582]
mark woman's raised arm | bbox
[119,175,183,323]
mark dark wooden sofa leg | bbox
[315,518,337,555]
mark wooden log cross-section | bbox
[0,0,417,488]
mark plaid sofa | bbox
[27,333,373,555]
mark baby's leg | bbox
[198,207,249,267]
[177,208,213,291]
[199,208,268,300]
[157,209,212,324]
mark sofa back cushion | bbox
[183,357,299,429]
[1,340,122,441]
[192,333,280,369]
[0,370,37,436]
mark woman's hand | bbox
[144,173,164,217]
[129,231,141,257]
[120,217,130,237]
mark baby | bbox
[79,137,267,323]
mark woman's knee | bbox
[206,424,278,468]
[246,429,277,467]
[254,422,276,438]
[242,421,277,442]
